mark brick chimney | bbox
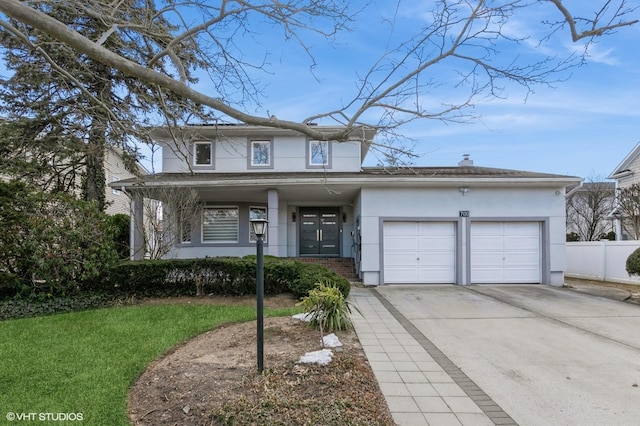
[458,154,473,167]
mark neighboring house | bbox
[1,144,140,217]
[112,124,580,286]
[104,146,144,216]
[565,182,615,241]
[608,141,640,240]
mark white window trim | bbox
[111,176,121,195]
[180,218,192,244]
[307,140,331,168]
[201,206,239,243]
[248,140,273,168]
[193,142,213,167]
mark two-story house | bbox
[113,124,580,286]
[607,141,640,240]
[1,144,140,218]
[104,146,147,216]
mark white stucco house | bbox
[112,124,580,286]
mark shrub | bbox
[289,263,351,298]
[264,258,304,295]
[0,292,129,321]
[107,214,130,260]
[566,232,580,242]
[0,181,119,298]
[626,247,640,276]
[107,258,253,297]
[297,280,354,332]
[108,257,349,299]
[20,193,118,294]
[599,231,616,241]
[0,272,23,299]
[108,257,303,298]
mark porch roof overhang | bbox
[111,167,581,203]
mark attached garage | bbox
[383,221,456,284]
[470,221,541,284]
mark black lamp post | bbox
[250,217,268,373]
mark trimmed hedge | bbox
[627,247,640,276]
[288,263,351,298]
[104,257,351,299]
[0,292,128,321]
[0,258,353,320]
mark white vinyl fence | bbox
[566,241,640,284]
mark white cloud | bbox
[565,41,620,66]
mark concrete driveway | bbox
[352,285,640,425]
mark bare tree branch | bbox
[566,179,615,241]
[0,0,637,155]
[0,0,354,141]
[549,0,638,42]
[616,184,640,240]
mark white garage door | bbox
[383,222,456,284]
[471,222,541,284]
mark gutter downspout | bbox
[565,179,584,198]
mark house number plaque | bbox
[459,211,470,217]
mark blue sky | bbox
[2,1,638,179]
[216,0,640,180]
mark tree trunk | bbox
[82,60,111,212]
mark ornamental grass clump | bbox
[297,280,355,334]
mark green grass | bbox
[0,304,300,425]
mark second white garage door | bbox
[471,222,541,284]
[383,221,456,284]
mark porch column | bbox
[267,189,279,256]
[130,191,145,260]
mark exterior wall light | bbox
[459,187,470,196]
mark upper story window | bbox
[307,140,331,168]
[194,142,213,166]
[249,139,273,168]
[111,175,121,195]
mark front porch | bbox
[123,179,362,274]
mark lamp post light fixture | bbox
[250,217,268,373]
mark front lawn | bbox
[0,304,299,425]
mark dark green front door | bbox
[299,207,341,256]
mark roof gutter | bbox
[113,175,583,189]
